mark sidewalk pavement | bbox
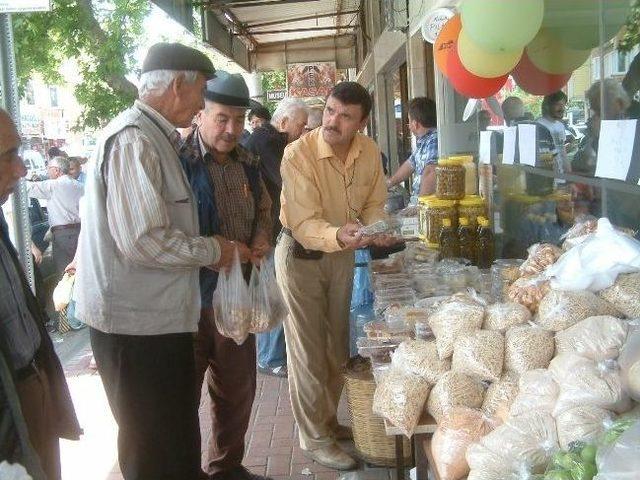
[56,331,394,480]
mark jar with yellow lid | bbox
[420,196,458,247]
[436,159,465,200]
[450,155,477,195]
[458,195,487,230]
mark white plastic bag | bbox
[452,330,504,382]
[549,354,632,416]
[212,249,251,345]
[483,302,532,332]
[391,339,450,385]
[482,373,519,422]
[555,315,629,361]
[427,371,485,423]
[594,420,640,480]
[555,405,614,450]
[428,295,485,359]
[545,218,640,292]
[248,255,287,334]
[618,329,640,401]
[53,272,75,312]
[536,290,620,332]
[510,369,559,417]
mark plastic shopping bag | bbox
[53,272,75,312]
[248,254,287,334]
[594,420,640,480]
[212,248,251,345]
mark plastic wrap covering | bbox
[427,371,485,424]
[593,421,640,480]
[618,328,640,402]
[248,256,287,334]
[428,294,485,359]
[504,324,555,375]
[549,354,632,416]
[483,302,532,332]
[507,275,550,313]
[510,369,559,417]
[482,373,519,422]
[598,272,640,319]
[391,339,450,385]
[519,243,563,276]
[452,330,504,382]
[536,290,620,332]
[555,315,629,361]
[555,405,614,450]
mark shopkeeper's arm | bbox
[280,151,344,253]
[386,158,414,188]
[418,163,436,196]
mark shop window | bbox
[49,86,59,107]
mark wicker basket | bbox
[343,357,413,467]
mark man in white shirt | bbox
[536,91,569,173]
[27,156,84,275]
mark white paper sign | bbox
[595,120,637,181]
[479,131,493,165]
[518,124,538,167]
[0,0,50,13]
[502,127,517,165]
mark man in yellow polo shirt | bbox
[275,82,390,470]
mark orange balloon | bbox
[435,14,462,77]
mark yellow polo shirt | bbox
[279,127,387,252]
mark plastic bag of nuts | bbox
[506,275,550,312]
[510,369,558,417]
[427,371,485,423]
[519,243,563,276]
[452,330,504,383]
[429,295,485,360]
[598,272,640,318]
[372,365,431,437]
[536,289,621,332]
[481,373,519,422]
[391,339,451,385]
[504,324,555,375]
[483,302,532,332]
[555,315,629,361]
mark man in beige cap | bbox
[74,43,239,480]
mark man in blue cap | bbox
[180,71,272,480]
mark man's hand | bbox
[210,236,251,272]
[250,232,271,265]
[370,234,402,248]
[31,244,43,265]
[337,222,367,250]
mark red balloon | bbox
[447,37,508,99]
[512,51,571,95]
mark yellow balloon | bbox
[457,29,523,78]
[526,28,591,75]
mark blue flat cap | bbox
[205,71,250,108]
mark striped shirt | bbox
[101,100,220,269]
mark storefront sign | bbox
[596,120,638,181]
[266,89,286,102]
[420,8,455,44]
[479,131,493,165]
[502,127,517,165]
[287,62,336,98]
[517,124,537,167]
[0,0,51,13]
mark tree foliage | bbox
[260,70,286,113]
[13,0,149,130]
[619,0,640,53]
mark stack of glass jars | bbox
[435,159,465,200]
[458,195,487,230]
[418,195,458,248]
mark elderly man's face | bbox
[0,111,27,205]
[68,161,81,179]
[199,101,246,154]
[172,73,207,128]
[282,110,308,143]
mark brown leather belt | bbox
[51,223,81,232]
[279,228,323,260]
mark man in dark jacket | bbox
[244,97,308,377]
[0,108,81,479]
[180,72,272,480]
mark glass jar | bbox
[421,196,458,246]
[458,195,487,230]
[450,155,477,195]
[436,159,465,200]
[418,195,430,241]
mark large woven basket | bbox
[343,357,413,467]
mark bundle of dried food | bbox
[428,295,485,359]
[483,302,532,332]
[452,330,504,382]
[504,324,555,374]
[536,290,620,332]
[598,272,640,319]
[507,275,550,312]
[427,371,485,423]
[391,339,451,385]
[431,407,497,480]
[482,373,519,422]
[519,243,563,276]
[510,369,559,417]
[555,315,629,361]
[372,366,431,437]
[555,405,614,450]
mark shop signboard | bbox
[287,62,336,99]
[266,89,286,102]
[420,7,455,44]
[0,0,51,13]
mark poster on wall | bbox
[287,62,336,98]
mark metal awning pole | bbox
[0,13,35,292]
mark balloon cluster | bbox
[434,0,630,99]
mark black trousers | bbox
[90,328,201,480]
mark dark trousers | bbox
[90,328,201,480]
[15,362,61,480]
[195,309,257,475]
[51,226,80,276]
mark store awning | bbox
[153,0,361,71]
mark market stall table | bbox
[384,412,438,479]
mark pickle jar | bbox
[436,159,465,200]
[458,195,487,230]
[418,195,430,241]
[422,196,458,247]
